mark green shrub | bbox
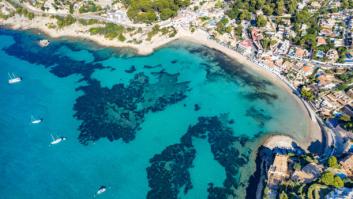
[333,176,344,188]
[328,156,339,168]
[279,191,288,199]
[147,25,160,40]
[89,23,125,40]
[56,15,76,28]
[78,19,100,25]
[118,34,126,42]
[16,7,35,20]
[320,171,344,188]
[79,2,102,13]
[294,162,301,171]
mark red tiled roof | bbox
[303,66,312,72]
[251,28,262,41]
[240,39,252,48]
[296,48,306,57]
[317,37,327,45]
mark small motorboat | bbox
[50,134,66,145]
[8,73,22,84]
[93,185,110,197]
[31,115,43,124]
[96,186,107,195]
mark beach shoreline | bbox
[0,16,321,150]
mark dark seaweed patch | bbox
[1,29,106,79]
[171,41,274,92]
[144,64,162,69]
[1,30,275,198]
[147,144,195,199]
[125,65,136,73]
[194,104,200,111]
[243,91,278,104]
[75,72,190,144]
[147,116,251,199]
[1,29,190,145]
[246,107,272,127]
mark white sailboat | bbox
[50,134,66,145]
[31,115,43,124]
[8,73,22,84]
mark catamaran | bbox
[31,115,43,124]
[8,73,22,84]
[50,134,66,145]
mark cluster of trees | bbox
[123,0,190,23]
[300,87,315,101]
[147,25,162,40]
[279,191,288,199]
[256,15,267,27]
[337,46,349,63]
[339,114,353,131]
[16,7,35,20]
[320,171,344,188]
[89,23,126,41]
[330,0,353,12]
[79,1,102,13]
[335,68,353,90]
[146,25,177,40]
[260,37,276,50]
[234,25,243,39]
[327,156,339,168]
[226,0,299,21]
[78,19,101,26]
[336,70,353,82]
[39,0,72,11]
[273,153,348,199]
[216,17,232,34]
[291,8,321,52]
[0,10,15,20]
[225,0,321,52]
[56,15,76,28]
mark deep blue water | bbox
[0,28,309,199]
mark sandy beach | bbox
[0,15,322,150]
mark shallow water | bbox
[0,28,309,198]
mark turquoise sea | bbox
[0,28,309,199]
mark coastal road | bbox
[10,0,147,28]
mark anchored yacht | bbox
[31,115,43,124]
[50,134,66,145]
[8,73,22,84]
[95,186,107,196]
